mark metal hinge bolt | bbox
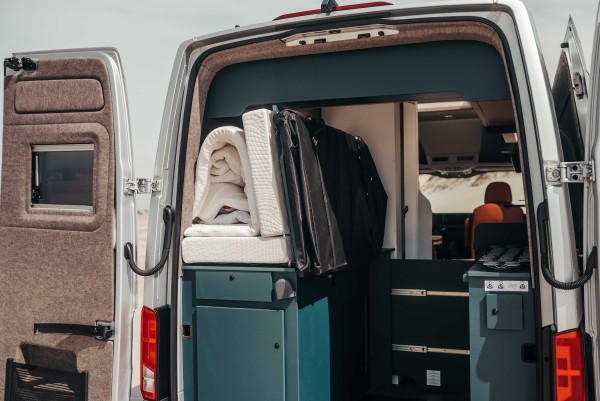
[4,57,37,76]
[545,161,595,184]
[573,72,585,99]
[124,177,162,196]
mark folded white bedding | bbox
[198,183,249,223]
[209,145,244,186]
[243,109,289,237]
[184,223,257,237]
[182,236,291,264]
[192,126,259,236]
[186,111,290,244]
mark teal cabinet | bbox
[196,306,285,401]
[466,265,536,401]
[182,264,370,401]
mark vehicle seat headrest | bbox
[484,182,512,204]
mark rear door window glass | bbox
[31,144,94,210]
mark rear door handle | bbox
[125,206,175,276]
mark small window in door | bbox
[31,144,94,211]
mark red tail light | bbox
[554,329,586,401]
[274,2,392,20]
[141,306,158,400]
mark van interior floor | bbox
[362,381,469,401]
[364,387,469,401]
[364,396,468,401]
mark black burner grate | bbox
[4,359,88,401]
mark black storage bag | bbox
[274,110,387,273]
[313,124,387,266]
[275,110,347,274]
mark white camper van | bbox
[2,1,600,401]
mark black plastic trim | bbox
[155,305,171,401]
[4,359,89,401]
[541,325,555,401]
[33,322,113,341]
[585,331,596,401]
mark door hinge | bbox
[545,161,595,185]
[573,72,585,99]
[4,57,37,76]
[124,177,162,196]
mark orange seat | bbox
[466,182,525,258]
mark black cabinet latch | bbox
[4,57,37,76]
[34,321,114,341]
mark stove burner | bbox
[479,246,530,271]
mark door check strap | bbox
[34,321,113,341]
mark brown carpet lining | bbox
[0,57,115,401]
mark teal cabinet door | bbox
[196,306,285,401]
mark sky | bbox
[0,0,598,210]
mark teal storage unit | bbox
[195,307,285,401]
[183,266,298,401]
[182,263,372,401]
[466,264,536,401]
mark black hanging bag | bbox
[274,110,347,274]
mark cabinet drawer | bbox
[195,270,273,302]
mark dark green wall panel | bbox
[206,41,510,118]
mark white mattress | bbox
[242,109,289,237]
[190,125,260,237]
[182,236,291,264]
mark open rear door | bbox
[549,15,600,401]
[552,18,589,257]
[0,50,136,401]
[581,4,600,399]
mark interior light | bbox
[418,101,471,113]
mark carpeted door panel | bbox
[15,79,105,113]
[0,57,115,401]
[0,123,110,231]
